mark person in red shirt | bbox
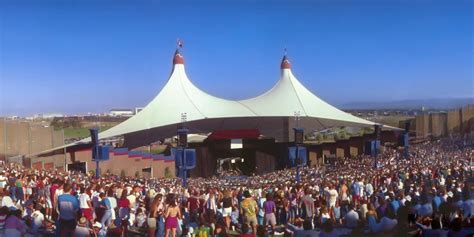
[49,180,60,221]
[187,190,200,218]
[117,189,131,236]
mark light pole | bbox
[294,111,302,183]
[63,128,67,171]
[374,124,381,168]
[179,112,188,187]
[89,128,100,179]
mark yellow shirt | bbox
[240,198,257,218]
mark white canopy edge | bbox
[30,51,400,157]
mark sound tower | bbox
[294,128,304,145]
[405,120,411,132]
[374,124,381,140]
[177,129,188,148]
[90,128,99,145]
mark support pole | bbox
[296,145,300,183]
[182,147,187,187]
[95,144,100,179]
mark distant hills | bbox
[341,98,473,110]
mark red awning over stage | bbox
[207,129,260,140]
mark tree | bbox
[360,127,373,136]
[134,171,140,178]
[335,130,349,141]
[322,133,328,141]
[315,133,323,143]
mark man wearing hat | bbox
[92,222,106,237]
[74,217,92,237]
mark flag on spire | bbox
[177,38,183,49]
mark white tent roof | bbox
[31,49,393,156]
[98,51,375,140]
[239,56,374,125]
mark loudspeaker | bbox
[365,140,380,157]
[365,141,373,156]
[90,128,99,145]
[177,129,188,147]
[399,133,409,147]
[294,128,304,145]
[405,121,411,132]
[374,125,381,140]
[288,146,307,167]
[92,146,110,161]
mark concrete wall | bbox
[308,151,318,167]
[64,149,175,178]
[413,105,473,138]
[416,114,430,138]
[0,120,65,166]
[447,109,462,134]
[68,150,175,177]
[430,113,448,137]
[0,119,175,179]
[462,106,474,133]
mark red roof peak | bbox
[281,55,291,69]
[173,49,184,65]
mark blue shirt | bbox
[58,194,79,220]
[333,206,341,219]
[103,198,111,210]
[352,182,360,196]
[391,200,400,213]
[433,196,442,209]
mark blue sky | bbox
[0,0,472,116]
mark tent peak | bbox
[173,49,185,65]
[281,55,291,69]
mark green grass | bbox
[150,146,167,154]
[63,128,90,139]
[62,126,113,139]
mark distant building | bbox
[34,113,63,119]
[109,109,134,117]
[135,107,144,114]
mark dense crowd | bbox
[0,135,472,237]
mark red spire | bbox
[173,49,184,65]
[281,55,291,69]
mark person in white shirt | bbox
[53,184,64,215]
[79,191,92,209]
[327,185,338,209]
[78,187,93,223]
[108,193,117,222]
[365,182,374,197]
[358,180,365,199]
[31,205,45,234]
[127,192,137,210]
[0,172,7,189]
[1,191,14,208]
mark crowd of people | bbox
[0,134,472,237]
